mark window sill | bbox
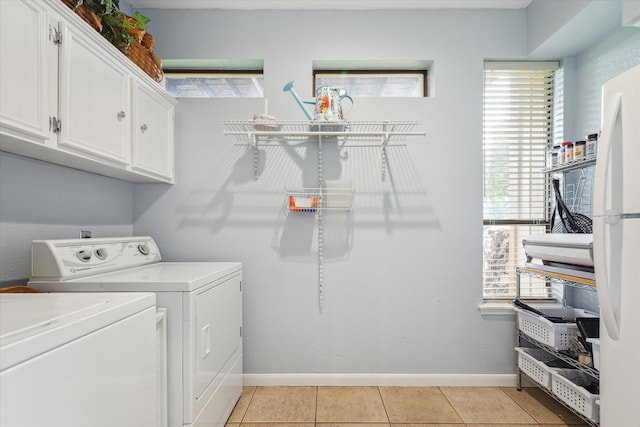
[477,302,516,316]
[477,300,563,316]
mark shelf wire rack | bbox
[222,120,422,311]
[222,120,422,142]
[222,120,425,181]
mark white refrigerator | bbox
[593,63,640,427]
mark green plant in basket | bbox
[132,11,150,30]
[80,0,151,55]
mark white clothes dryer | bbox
[0,292,158,427]
[28,236,243,427]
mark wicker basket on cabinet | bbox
[61,0,102,32]
[127,39,163,82]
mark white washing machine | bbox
[28,236,243,427]
[1,292,158,427]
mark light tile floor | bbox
[226,386,589,427]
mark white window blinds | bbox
[482,62,558,299]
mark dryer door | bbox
[195,274,241,399]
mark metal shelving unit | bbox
[519,370,599,427]
[514,149,600,425]
[222,120,424,312]
[544,155,597,223]
[517,266,595,305]
[543,156,597,174]
[222,120,425,181]
[518,331,599,379]
[516,267,599,426]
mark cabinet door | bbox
[131,80,175,181]
[58,21,130,165]
[0,0,51,143]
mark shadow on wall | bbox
[176,145,261,234]
[175,138,440,262]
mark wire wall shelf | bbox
[222,120,423,142]
[222,119,423,312]
[223,120,425,182]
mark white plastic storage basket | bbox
[515,347,557,389]
[516,308,596,350]
[587,338,600,371]
[551,369,600,423]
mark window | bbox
[313,60,430,97]
[482,62,559,299]
[162,59,264,98]
[163,71,263,98]
[314,70,427,97]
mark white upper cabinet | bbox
[58,20,131,166]
[0,0,51,145]
[131,79,175,181]
[0,0,176,183]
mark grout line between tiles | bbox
[314,385,318,423]
[239,386,257,424]
[500,386,545,426]
[438,386,467,425]
[376,386,391,424]
[501,385,541,425]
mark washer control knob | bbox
[94,248,108,260]
[77,250,92,262]
[137,243,150,256]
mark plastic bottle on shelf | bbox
[586,133,598,157]
[547,144,561,168]
[562,141,573,163]
[574,140,586,160]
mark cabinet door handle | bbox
[141,124,148,132]
[117,111,126,120]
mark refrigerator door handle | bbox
[594,91,623,341]
[594,92,621,216]
[594,216,621,340]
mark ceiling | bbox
[126,0,533,10]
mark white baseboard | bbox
[243,373,517,387]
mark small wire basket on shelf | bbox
[285,182,355,213]
[288,193,319,213]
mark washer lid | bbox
[30,262,242,292]
[0,292,155,371]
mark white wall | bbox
[133,8,528,377]
[623,0,640,26]
[0,152,134,283]
[572,26,640,139]
[526,0,620,59]
[527,0,589,55]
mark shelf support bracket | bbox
[317,133,325,312]
[380,123,391,181]
[251,133,259,181]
